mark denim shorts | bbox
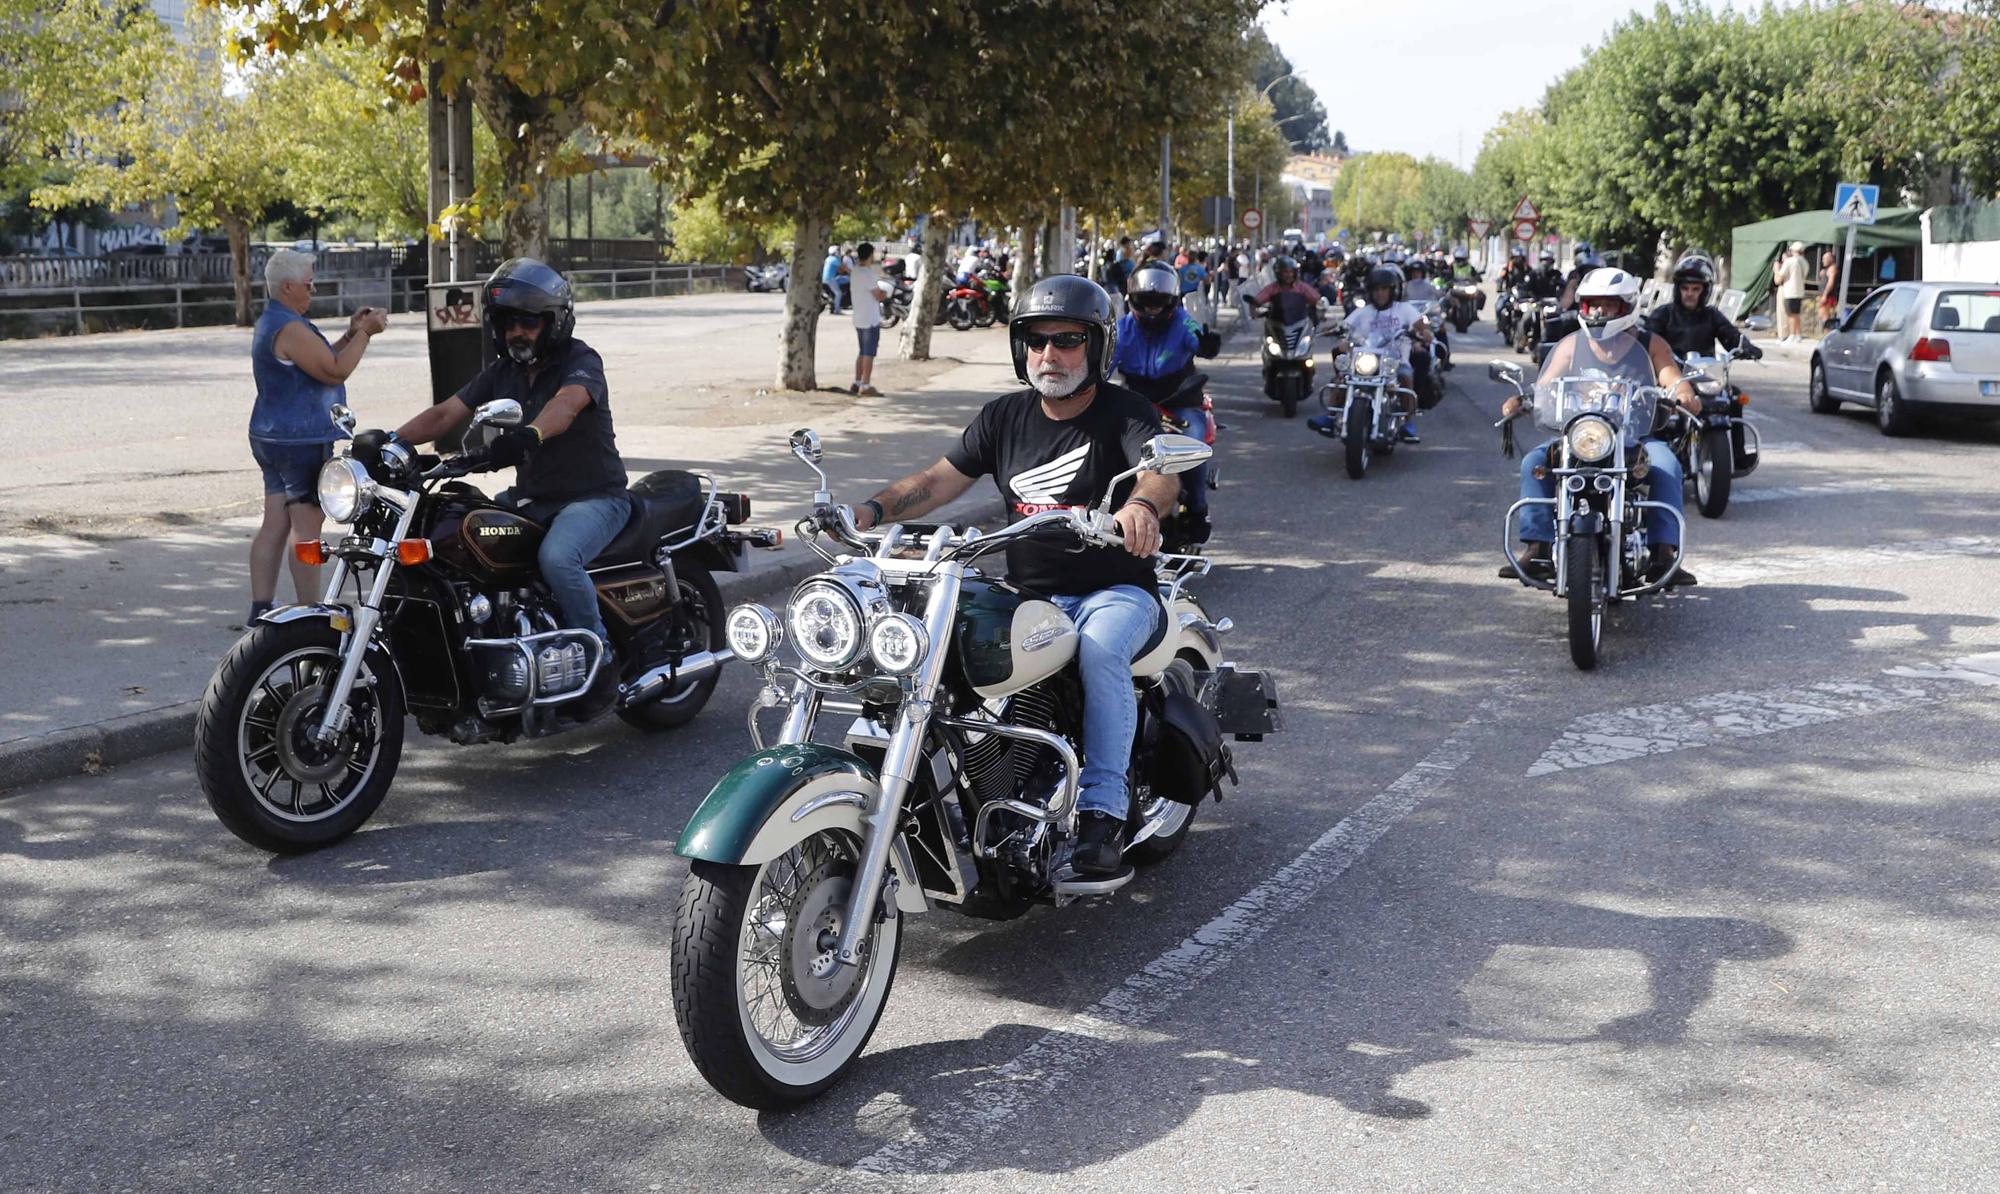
[856,324,882,357]
[250,438,334,504]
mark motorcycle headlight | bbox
[867,612,929,677]
[1354,352,1381,377]
[318,457,374,524]
[725,603,782,664]
[1265,336,1282,354]
[786,580,865,672]
[1565,415,1616,464]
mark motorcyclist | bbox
[1116,262,1215,543]
[822,244,851,312]
[1528,249,1565,300]
[1499,245,1532,292]
[1250,255,1321,309]
[1500,267,1701,585]
[1643,253,1764,362]
[371,258,630,699]
[1450,246,1480,283]
[850,275,1181,877]
[1559,243,1601,311]
[1310,265,1433,443]
[1405,259,1450,374]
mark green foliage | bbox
[1249,26,1331,154]
[0,0,156,198]
[1326,153,1475,244]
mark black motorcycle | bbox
[1253,290,1321,418]
[194,400,780,853]
[1666,346,1760,518]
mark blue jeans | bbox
[1162,404,1211,516]
[499,489,630,639]
[1050,585,1161,820]
[1518,439,1683,547]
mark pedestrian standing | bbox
[850,242,884,397]
[247,249,385,622]
[1774,241,1807,342]
[1817,248,1839,331]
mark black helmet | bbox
[1365,266,1401,307]
[1405,258,1428,279]
[484,257,575,365]
[1537,248,1556,264]
[1510,244,1527,259]
[1009,274,1116,384]
[1452,246,1469,262]
[1671,252,1717,304]
[1273,254,1298,280]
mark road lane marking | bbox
[811,712,1493,1190]
[1700,535,2000,586]
[1524,652,2000,776]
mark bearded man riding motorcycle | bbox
[848,276,1180,876]
[1644,253,1764,362]
[363,258,628,702]
[1501,267,1702,585]
[1310,265,1434,443]
[1115,261,1215,544]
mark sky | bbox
[1258,0,1775,170]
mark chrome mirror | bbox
[470,398,524,429]
[1489,360,1525,384]
[789,428,823,464]
[329,403,357,436]
[1742,314,1774,333]
[1139,433,1212,476]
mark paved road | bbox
[5,316,2000,1191]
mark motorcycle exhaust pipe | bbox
[618,647,734,707]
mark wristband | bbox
[1124,496,1161,519]
[528,426,545,445]
[860,498,885,527]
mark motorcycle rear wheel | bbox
[617,560,725,732]
[1694,429,1732,518]
[671,832,902,1109]
[194,619,405,853]
[1126,660,1200,866]
[1565,537,1603,671]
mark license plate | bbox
[1983,381,2000,397]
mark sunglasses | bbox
[496,310,545,331]
[1022,330,1089,351]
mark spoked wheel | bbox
[1343,398,1373,479]
[672,830,902,1109]
[618,559,725,732]
[1126,660,1199,866]
[1564,535,1603,671]
[1695,428,1732,517]
[194,619,405,853]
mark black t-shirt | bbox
[946,384,1159,597]
[1642,302,1743,359]
[458,338,626,501]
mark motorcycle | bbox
[743,263,789,293]
[667,429,1281,1108]
[1667,346,1760,518]
[1492,361,1687,671]
[1516,296,1560,358]
[1445,276,1482,333]
[194,401,781,853]
[1126,371,1221,552]
[1495,282,1529,342]
[974,269,1011,327]
[879,277,914,329]
[1315,330,1421,480]
[1254,290,1322,418]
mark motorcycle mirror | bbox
[1488,360,1525,385]
[470,398,524,430]
[329,403,357,436]
[1139,433,1213,477]
[789,428,824,464]
[1742,314,1774,333]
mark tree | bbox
[1330,130,1350,156]
[35,11,289,325]
[0,0,156,199]
[1248,27,1330,154]
[1938,3,2000,197]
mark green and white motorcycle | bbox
[669,429,1281,1108]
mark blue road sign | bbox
[1834,182,1879,226]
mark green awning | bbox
[1730,207,1924,314]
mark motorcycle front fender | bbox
[256,602,359,633]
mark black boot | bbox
[1650,546,1698,586]
[1072,811,1126,876]
[1500,542,1552,581]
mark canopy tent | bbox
[1730,207,1923,314]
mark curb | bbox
[0,496,1005,796]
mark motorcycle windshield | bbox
[1265,291,1315,324]
[1534,331,1660,440]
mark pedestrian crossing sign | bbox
[1833,182,1879,226]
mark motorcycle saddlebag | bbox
[1212,664,1282,742]
[1151,692,1231,806]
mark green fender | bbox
[676,743,881,865]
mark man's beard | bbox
[1030,360,1087,399]
[506,334,538,364]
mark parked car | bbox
[1809,281,2000,436]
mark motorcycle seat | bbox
[589,469,707,567]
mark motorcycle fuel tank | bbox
[433,504,545,581]
[955,578,1078,699]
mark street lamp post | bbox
[1230,69,1301,227]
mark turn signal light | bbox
[293,540,328,566]
[396,539,433,566]
[1738,391,1751,406]
[1911,337,1952,363]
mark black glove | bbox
[1742,343,1764,361]
[487,427,539,468]
[350,428,397,466]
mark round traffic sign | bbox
[1512,219,1538,242]
[1241,207,1263,231]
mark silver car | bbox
[1809,281,2000,435]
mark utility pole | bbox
[424,0,474,283]
[1159,135,1172,247]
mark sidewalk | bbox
[0,307,1023,790]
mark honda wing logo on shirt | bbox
[1009,443,1092,511]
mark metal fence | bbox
[0,260,735,338]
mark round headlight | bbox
[867,613,929,677]
[318,457,373,524]
[1565,415,1616,463]
[725,603,782,664]
[1354,351,1381,377]
[786,581,865,672]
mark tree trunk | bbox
[225,214,253,327]
[1010,219,1038,301]
[779,201,831,392]
[495,123,556,260]
[900,213,950,362]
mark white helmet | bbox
[1576,267,1641,340]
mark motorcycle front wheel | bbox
[194,619,405,853]
[1343,397,1373,479]
[947,299,974,332]
[1694,429,1732,518]
[1565,536,1603,671]
[672,831,902,1109]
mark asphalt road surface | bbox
[4,317,1998,1192]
